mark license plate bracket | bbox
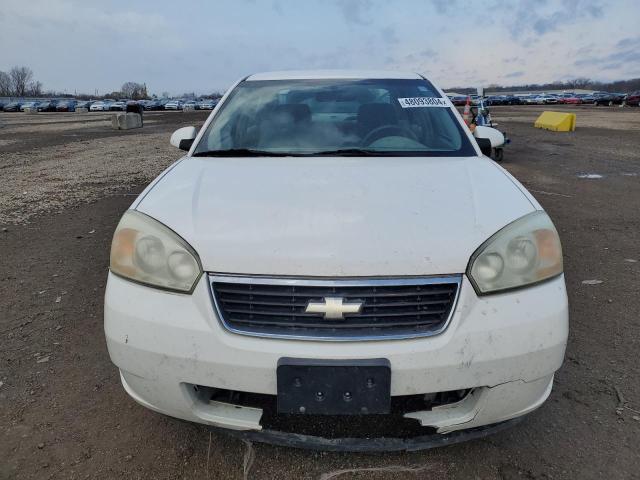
[276,358,391,415]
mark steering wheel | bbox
[361,125,418,147]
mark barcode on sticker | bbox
[398,97,448,108]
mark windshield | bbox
[193,78,475,156]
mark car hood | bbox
[136,156,535,276]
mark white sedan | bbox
[90,101,111,111]
[104,70,568,450]
[164,100,183,110]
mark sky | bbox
[1,0,639,96]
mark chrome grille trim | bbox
[208,274,462,341]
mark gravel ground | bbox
[0,111,203,224]
[1,106,639,479]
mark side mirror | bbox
[473,125,505,157]
[170,126,197,151]
[475,138,493,157]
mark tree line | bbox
[0,67,221,100]
[0,65,152,100]
[447,77,640,94]
[6,63,637,99]
[0,66,43,97]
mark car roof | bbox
[246,70,423,81]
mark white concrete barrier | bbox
[111,113,142,130]
[76,107,89,113]
[24,107,37,114]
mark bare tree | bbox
[10,66,34,96]
[121,81,147,100]
[27,80,43,97]
[570,77,592,89]
[0,71,11,96]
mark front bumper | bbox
[104,272,568,436]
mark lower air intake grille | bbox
[209,275,461,340]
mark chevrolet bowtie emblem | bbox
[305,297,363,320]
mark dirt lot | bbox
[1,106,639,479]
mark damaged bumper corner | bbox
[404,374,554,433]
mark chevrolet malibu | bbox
[104,70,568,450]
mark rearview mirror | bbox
[170,126,197,151]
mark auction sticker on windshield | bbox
[398,97,448,108]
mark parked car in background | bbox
[56,100,77,112]
[164,100,184,110]
[141,100,162,110]
[562,94,582,105]
[522,95,539,104]
[90,101,111,111]
[109,101,127,111]
[109,100,127,112]
[183,100,198,110]
[20,101,40,111]
[37,100,58,112]
[198,99,218,110]
[576,94,595,103]
[3,102,24,112]
[539,94,558,105]
[75,101,93,110]
[592,93,624,106]
[452,95,469,106]
[502,95,522,105]
[555,93,574,104]
[623,91,640,106]
[611,93,627,104]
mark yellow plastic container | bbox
[534,111,576,132]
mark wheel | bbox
[493,148,504,162]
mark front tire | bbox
[493,148,504,162]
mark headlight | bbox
[468,211,563,295]
[109,210,202,293]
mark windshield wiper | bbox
[312,148,383,156]
[192,148,415,157]
[192,149,298,157]
[314,148,456,157]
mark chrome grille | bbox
[209,275,461,340]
